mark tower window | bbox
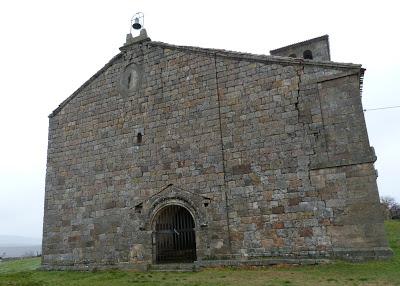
[137,132,142,144]
[303,50,313,59]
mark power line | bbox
[363,105,400,112]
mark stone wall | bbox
[42,37,391,269]
[270,35,330,61]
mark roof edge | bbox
[50,38,362,119]
[49,52,123,118]
[147,41,361,69]
[270,35,329,54]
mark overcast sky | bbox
[0,0,399,239]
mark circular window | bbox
[119,63,141,96]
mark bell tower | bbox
[270,35,331,61]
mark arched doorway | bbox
[153,205,196,263]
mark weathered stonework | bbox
[270,35,331,61]
[42,32,392,270]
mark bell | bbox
[132,17,142,30]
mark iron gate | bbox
[153,205,196,263]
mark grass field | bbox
[1,220,399,286]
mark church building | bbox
[42,29,392,270]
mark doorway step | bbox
[149,263,196,272]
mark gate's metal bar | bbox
[183,210,187,251]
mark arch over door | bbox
[153,205,196,263]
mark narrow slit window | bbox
[127,73,132,87]
[137,132,142,144]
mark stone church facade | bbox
[42,31,392,270]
